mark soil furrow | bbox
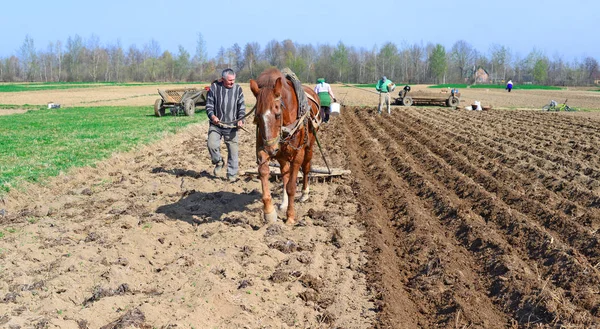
[343,109,512,327]
[354,109,595,326]
[358,108,600,324]
[414,108,600,208]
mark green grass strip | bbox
[429,84,562,90]
[0,104,41,110]
[0,81,211,93]
[0,106,207,193]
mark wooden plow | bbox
[242,163,351,183]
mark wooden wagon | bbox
[154,87,209,117]
[394,86,461,107]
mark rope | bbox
[342,83,380,95]
[216,106,256,125]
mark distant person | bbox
[314,78,336,123]
[206,68,246,182]
[375,76,394,114]
[506,79,513,92]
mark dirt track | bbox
[1,83,600,110]
[2,84,600,327]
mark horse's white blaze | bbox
[262,111,272,138]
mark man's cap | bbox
[382,76,387,80]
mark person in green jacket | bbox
[314,78,337,123]
[375,76,394,114]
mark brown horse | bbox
[250,68,320,225]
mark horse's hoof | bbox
[264,211,278,223]
[285,218,296,226]
[299,194,309,202]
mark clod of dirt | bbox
[238,279,253,289]
[270,269,291,283]
[306,208,331,226]
[223,216,248,227]
[99,308,149,329]
[200,231,214,239]
[276,306,298,327]
[316,310,336,325]
[331,228,343,248]
[299,274,324,292]
[268,240,299,254]
[240,245,253,260]
[334,185,354,197]
[10,281,45,292]
[210,267,226,279]
[34,319,49,329]
[296,252,313,264]
[84,232,100,242]
[84,283,130,306]
[112,258,129,266]
[77,320,89,329]
[1,292,20,303]
[264,224,283,237]
[298,289,319,303]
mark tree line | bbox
[2,33,599,86]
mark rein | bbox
[217,106,257,125]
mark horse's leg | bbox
[258,151,277,223]
[299,144,314,202]
[279,160,290,212]
[285,156,303,225]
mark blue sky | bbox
[1,0,597,62]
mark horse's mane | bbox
[256,68,287,89]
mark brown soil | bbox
[2,85,600,327]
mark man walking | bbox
[376,75,394,114]
[206,68,246,182]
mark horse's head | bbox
[250,75,284,157]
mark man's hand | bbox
[211,115,220,124]
[237,120,244,128]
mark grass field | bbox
[429,83,563,90]
[0,106,206,193]
[351,83,563,90]
[0,81,211,93]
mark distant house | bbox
[474,67,490,83]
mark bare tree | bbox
[450,40,476,82]
[243,42,261,79]
[583,56,599,84]
[194,32,208,81]
[19,35,38,81]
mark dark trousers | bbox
[320,106,331,123]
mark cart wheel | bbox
[401,97,413,106]
[154,99,165,117]
[183,99,195,116]
[447,96,459,107]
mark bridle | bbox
[258,92,316,155]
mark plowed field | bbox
[339,107,600,328]
[2,83,600,327]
